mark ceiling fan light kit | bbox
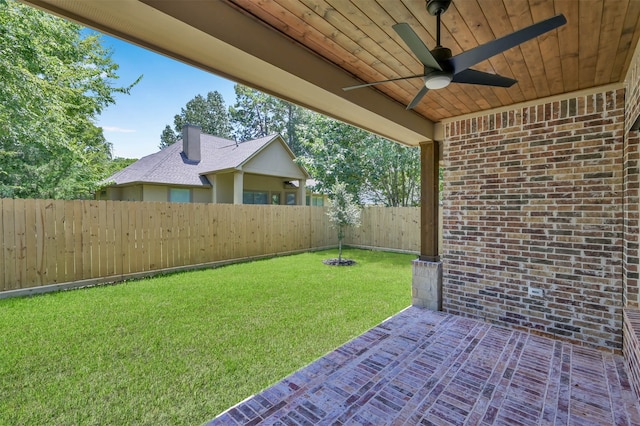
[343,0,567,110]
[425,73,451,90]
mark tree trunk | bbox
[338,238,343,263]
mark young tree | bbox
[0,0,139,199]
[160,91,232,148]
[327,180,361,264]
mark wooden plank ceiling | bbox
[225,0,640,122]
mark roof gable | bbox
[243,136,309,179]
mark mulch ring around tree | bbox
[322,258,357,266]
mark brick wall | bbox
[624,41,640,309]
[442,88,625,351]
[623,35,640,399]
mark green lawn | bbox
[0,248,413,425]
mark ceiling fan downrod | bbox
[426,0,450,47]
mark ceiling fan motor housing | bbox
[430,46,452,68]
[426,0,451,16]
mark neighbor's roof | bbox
[103,134,295,187]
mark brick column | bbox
[413,140,442,311]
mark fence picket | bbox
[62,201,75,282]
[98,200,108,278]
[49,200,67,282]
[150,202,161,270]
[72,201,83,281]
[42,200,57,283]
[112,201,123,276]
[127,202,137,273]
[24,200,38,288]
[13,199,27,290]
[2,199,16,291]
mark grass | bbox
[0,248,414,425]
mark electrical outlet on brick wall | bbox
[528,287,544,298]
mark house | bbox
[97,125,323,205]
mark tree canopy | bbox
[298,114,421,206]
[159,91,232,148]
[0,0,138,199]
[230,85,308,155]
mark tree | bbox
[298,115,361,201]
[326,180,361,264]
[160,91,232,148]
[281,101,309,156]
[159,125,177,149]
[298,115,372,204]
[363,139,421,206]
[103,156,137,177]
[230,85,308,155]
[0,0,139,199]
[299,114,421,206]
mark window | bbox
[271,193,281,205]
[306,195,324,206]
[286,192,296,205]
[169,188,190,203]
[243,190,269,204]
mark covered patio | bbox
[19,0,640,423]
[210,306,640,425]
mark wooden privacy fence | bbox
[345,206,421,253]
[0,199,420,294]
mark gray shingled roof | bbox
[103,134,281,187]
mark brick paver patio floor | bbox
[208,306,640,425]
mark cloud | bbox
[102,126,136,133]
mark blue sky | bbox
[96,35,238,159]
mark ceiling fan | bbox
[343,0,567,110]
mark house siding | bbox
[121,185,142,201]
[243,141,307,179]
[193,188,210,203]
[215,173,234,204]
[143,185,169,202]
[442,87,626,351]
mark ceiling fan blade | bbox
[452,69,517,87]
[449,14,566,74]
[406,86,429,110]
[392,23,442,71]
[342,73,427,91]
